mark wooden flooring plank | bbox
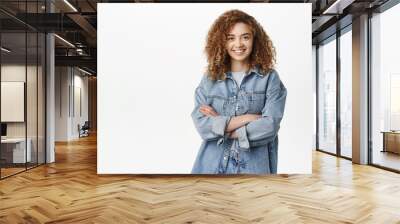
[0,134,400,223]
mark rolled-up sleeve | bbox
[236,71,287,149]
[191,76,231,141]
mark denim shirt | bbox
[191,67,287,174]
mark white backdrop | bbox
[98,3,312,174]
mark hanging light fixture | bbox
[63,0,78,12]
[1,47,11,53]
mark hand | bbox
[244,114,262,122]
[228,131,238,139]
[199,105,219,117]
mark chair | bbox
[79,121,90,138]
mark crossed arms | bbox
[199,105,261,139]
[191,71,287,149]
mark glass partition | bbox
[371,3,400,171]
[317,36,337,155]
[1,31,28,177]
[27,31,38,169]
[0,1,46,179]
[339,28,352,158]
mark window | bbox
[318,36,337,154]
[340,29,352,158]
[371,3,400,171]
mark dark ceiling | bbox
[0,0,392,75]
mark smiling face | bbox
[225,22,254,66]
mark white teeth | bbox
[233,49,245,53]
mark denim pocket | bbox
[247,91,265,113]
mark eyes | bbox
[227,35,252,42]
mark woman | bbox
[191,9,287,174]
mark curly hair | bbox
[205,9,276,80]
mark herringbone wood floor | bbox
[1,134,400,224]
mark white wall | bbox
[1,65,26,128]
[98,3,313,174]
[55,67,89,141]
[1,65,41,138]
[55,66,69,141]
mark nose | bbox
[234,38,243,48]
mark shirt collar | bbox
[218,66,264,82]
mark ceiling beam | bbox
[55,55,96,69]
[322,0,356,14]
